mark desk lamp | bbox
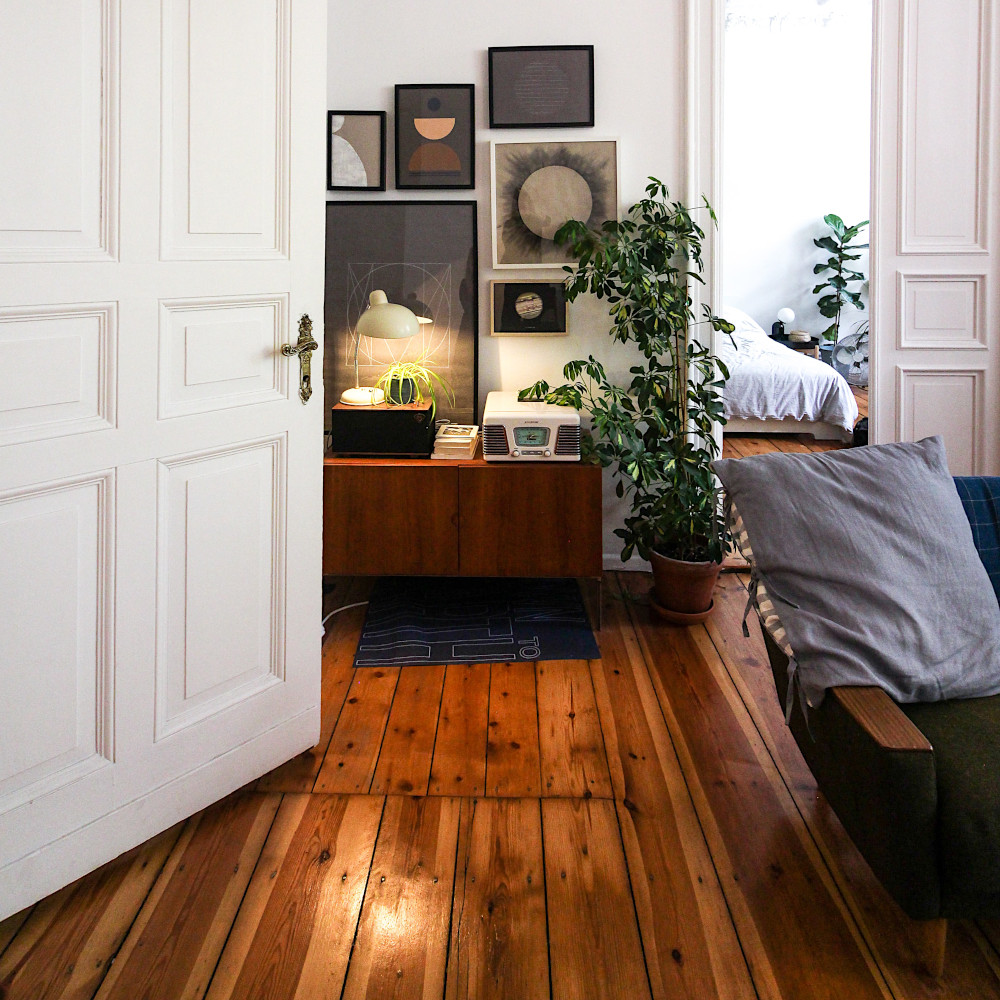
[341,290,420,405]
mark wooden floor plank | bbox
[0,824,182,1000]
[370,664,446,795]
[708,572,1000,998]
[618,572,892,1000]
[93,791,280,1000]
[537,659,613,799]
[0,907,33,959]
[485,662,541,797]
[446,798,549,1000]
[593,580,757,1000]
[314,667,400,794]
[205,794,384,1000]
[257,580,366,792]
[543,797,652,1000]
[429,664,490,797]
[341,796,461,1000]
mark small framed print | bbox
[327,111,386,191]
[491,281,568,336]
[395,84,475,190]
[488,46,595,128]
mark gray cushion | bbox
[713,436,1000,708]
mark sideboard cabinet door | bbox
[323,464,459,575]
[457,465,602,577]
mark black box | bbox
[329,401,435,456]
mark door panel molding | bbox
[898,0,990,254]
[158,294,290,418]
[895,365,985,473]
[159,0,291,260]
[0,471,115,816]
[0,302,118,445]
[154,435,287,741]
[896,272,988,349]
[0,0,119,262]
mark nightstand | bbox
[771,334,820,359]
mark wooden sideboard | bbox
[322,451,603,580]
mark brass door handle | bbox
[282,314,319,403]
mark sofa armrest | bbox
[832,686,933,752]
[759,623,941,918]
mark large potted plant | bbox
[520,178,733,623]
[813,213,869,344]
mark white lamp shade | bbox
[776,307,795,325]
[356,289,420,340]
[340,290,420,406]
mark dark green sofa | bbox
[759,475,1000,973]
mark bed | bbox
[718,306,859,442]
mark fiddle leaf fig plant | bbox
[813,213,869,342]
[519,178,734,564]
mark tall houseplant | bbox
[520,178,733,621]
[813,213,869,342]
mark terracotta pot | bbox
[648,549,722,624]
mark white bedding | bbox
[718,306,858,439]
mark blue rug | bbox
[354,577,600,667]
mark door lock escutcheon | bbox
[282,314,319,404]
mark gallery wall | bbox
[722,0,872,338]
[327,0,689,567]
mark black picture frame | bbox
[394,84,475,190]
[327,110,386,191]
[488,46,595,128]
[490,281,568,336]
[324,200,479,425]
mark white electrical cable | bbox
[321,600,369,633]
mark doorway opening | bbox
[718,0,873,454]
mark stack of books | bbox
[431,423,479,459]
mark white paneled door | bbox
[872,0,1000,472]
[0,0,326,916]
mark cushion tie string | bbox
[742,568,759,638]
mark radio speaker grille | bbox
[482,424,509,455]
[555,424,581,456]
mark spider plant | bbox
[376,359,455,416]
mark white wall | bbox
[328,0,692,566]
[722,0,872,339]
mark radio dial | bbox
[512,450,520,457]
[544,450,551,457]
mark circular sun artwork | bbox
[493,140,618,267]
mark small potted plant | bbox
[520,178,733,622]
[376,359,455,416]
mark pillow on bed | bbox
[713,436,1000,712]
[720,305,769,340]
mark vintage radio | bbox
[482,391,581,461]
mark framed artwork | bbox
[395,84,475,190]
[491,139,619,268]
[491,281,568,336]
[488,46,595,128]
[327,111,386,191]
[324,200,479,425]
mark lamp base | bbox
[340,386,386,406]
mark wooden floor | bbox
[7,393,1000,1000]
[5,569,1000,997]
